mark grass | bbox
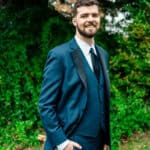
[119,130,150,150]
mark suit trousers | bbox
[70,130,105,150]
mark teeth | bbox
[88,26,94,28]
[87,25,94,27]
[87,25,95,27]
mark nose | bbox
[87,15,94,21]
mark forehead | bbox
[76,5,99,15]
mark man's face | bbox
[72,5,100,38]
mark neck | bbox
[76,32,94,46]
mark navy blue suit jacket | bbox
[39,38,111,149]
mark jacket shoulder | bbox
[96,45,109,67]
[48,40,71,57]
[96,45,108,57]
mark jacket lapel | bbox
[70,39,87,91]
[96,46,110,98]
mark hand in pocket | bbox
[64,140,82,150]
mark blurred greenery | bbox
[0,0,150,149]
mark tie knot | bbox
[89,48,95,55]
[90,48,97,57]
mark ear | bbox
[72,17,77,26]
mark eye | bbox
[80,14,88,18]
[92,13,99,18]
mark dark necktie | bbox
[90,48,100,82]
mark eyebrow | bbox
[80,12,99,16]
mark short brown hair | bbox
[72,0,100,17]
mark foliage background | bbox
[0,0,149,149]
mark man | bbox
[39,0,111,150]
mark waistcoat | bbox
[73,52,105,137]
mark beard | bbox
[76,22,99,38]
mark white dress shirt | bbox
[57,36,96,150]
[57,140,70,150]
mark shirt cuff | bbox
[57,139,70,150]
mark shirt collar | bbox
[75,36,96,55]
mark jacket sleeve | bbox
[39,50,67,147]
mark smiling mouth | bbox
[86,26,96,30]
[85,24,97,28]
[87,25,95,27]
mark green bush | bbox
[0,6,45,148]
[110,6,150,148]
[0,6,73,148]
